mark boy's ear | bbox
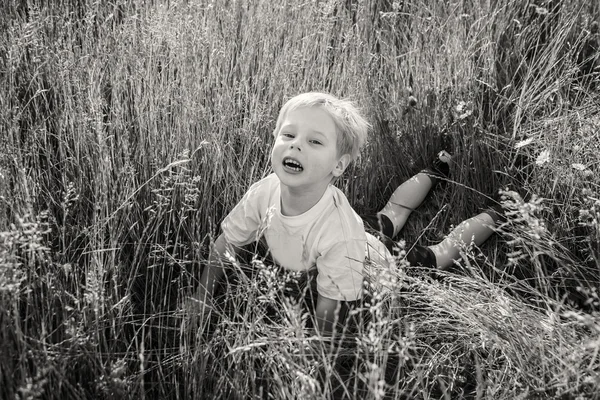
[332,154,352,177]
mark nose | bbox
[290,137,301,151]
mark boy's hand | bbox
[179,233,231,337]
[181,296,214,334]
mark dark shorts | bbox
[361,213,438,268]
[361,213,397,254]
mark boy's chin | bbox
[275,171,302,185]
[277,173,334,191]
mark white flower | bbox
[535,150,550,165]
[515,138,533,149]
[455,101,473,120]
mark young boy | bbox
[187,92,502,334]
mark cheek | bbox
[270,143,279,161]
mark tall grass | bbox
[1,0,599,398]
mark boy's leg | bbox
[378,172,433,237]
[407,206,504,269]
[367,151,452,238]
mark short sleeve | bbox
[221,182,266,247]
[316,240,365,301]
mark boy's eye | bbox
[310,140,322,145]
[282,133,294,138]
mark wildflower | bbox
[515,138,533,149]
[535,149,550,165]
[454,100,473,120]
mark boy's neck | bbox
[279,182,330,217]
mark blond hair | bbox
[272,92,370,161]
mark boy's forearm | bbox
[197,260,224,301]
[195,234,231,302]
[315,295,345,335]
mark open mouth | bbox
[282,157,303,172]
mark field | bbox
[1,0,600,398]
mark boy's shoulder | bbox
[241,173,279,200]
[317,185,366,245]
[247,173,279,191]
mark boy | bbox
[186,92,502,334]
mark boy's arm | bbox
[314,241,363,335]
[186,233,235,318]
[197,233,234,302]
[315,294,347,335]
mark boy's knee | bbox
[405,245,437,268]
[362,213,395,238]
[482,204,506,223]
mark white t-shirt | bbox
[222,173,390,301]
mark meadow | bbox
[1,0,600,398]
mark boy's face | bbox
[271,106,349,193]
